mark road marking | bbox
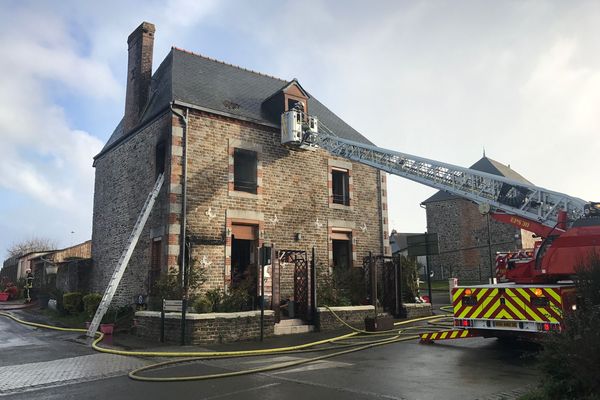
[0,353,147,395]
[199,383,281,400]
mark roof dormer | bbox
[262,79,309,123]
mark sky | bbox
[0,1,599,258]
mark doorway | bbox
[231,224,258,309]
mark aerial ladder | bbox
[281,108,600,340]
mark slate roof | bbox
[421,156,532,204]
[96,48,372,159]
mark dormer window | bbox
[287,99,305,113]
[262,79,309,123]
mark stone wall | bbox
[182,109,387,293]
[56,259,93,293]
[403,303,432,318]
[425,198,520,281]
[91,111,171,305]
[92,105,389,307]
[134,310,275,344]
[316,305,375,331]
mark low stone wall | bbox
[403,303,433,318]
[135,310,275,344]
[316,305,375,331]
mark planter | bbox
[0,292,9,302]
[100,323,114,335]
[364,315,394,332]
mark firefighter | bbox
[24,269,34,303]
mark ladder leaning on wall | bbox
[86,173,165,338]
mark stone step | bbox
[276,318,305,327]
[274,324,315,336]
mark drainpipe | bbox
[376,170,385,256]
[170,103,188,346]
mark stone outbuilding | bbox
[421,156,537,282]
[91,22,391,317]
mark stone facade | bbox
[424,198,527,281]
[91,112,171,303]
[182,109,387,292]
[315,305,375,331]
[134,310,274,344]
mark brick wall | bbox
[179,108,386,292]
[425,198,519,281]
[134,310,275,344]
[316,305,375,331]
[91,112,171,304]
[92,106,388,306]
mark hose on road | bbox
[0,305,453,382]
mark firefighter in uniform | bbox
[24,269,34,303]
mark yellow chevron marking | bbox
[453,288,464,302]
[461,330,469,337]
[440,332,449,339]
[504,298,527,320]
[476,289,498,318]
[545,288,561,304]
[453,289,464,314]
[457,306,474,319]
[453,304,462,314]
[483,299,502,318]
[496,309,511,320]
[451,331,459,338]
[515,288,551,322]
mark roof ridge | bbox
[171,46,288,83]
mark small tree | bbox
[533,251,600,399]
[7,237,56,258]
[150,257,207,310]
[398,255,419,302]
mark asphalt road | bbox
[0,308,540,400]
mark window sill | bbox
[329,203,354,211]
[229,190,262,199]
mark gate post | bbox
[271,244,280,322]
[310,246,317,323]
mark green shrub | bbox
[62,292,83,314]
[149,259,207,310]
[317,265,352,306]
[197,286,252,313]
[531,251,600,400]
[101,307,118,324]
[82,293,102,319]
[192,296,212,313]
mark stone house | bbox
[91,22,391,313]
[421,156,536,282]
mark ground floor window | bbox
[331,230,352,270]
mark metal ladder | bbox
[86,173,164,338]
[298,113,587,228]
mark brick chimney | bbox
[124,22,155,134]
